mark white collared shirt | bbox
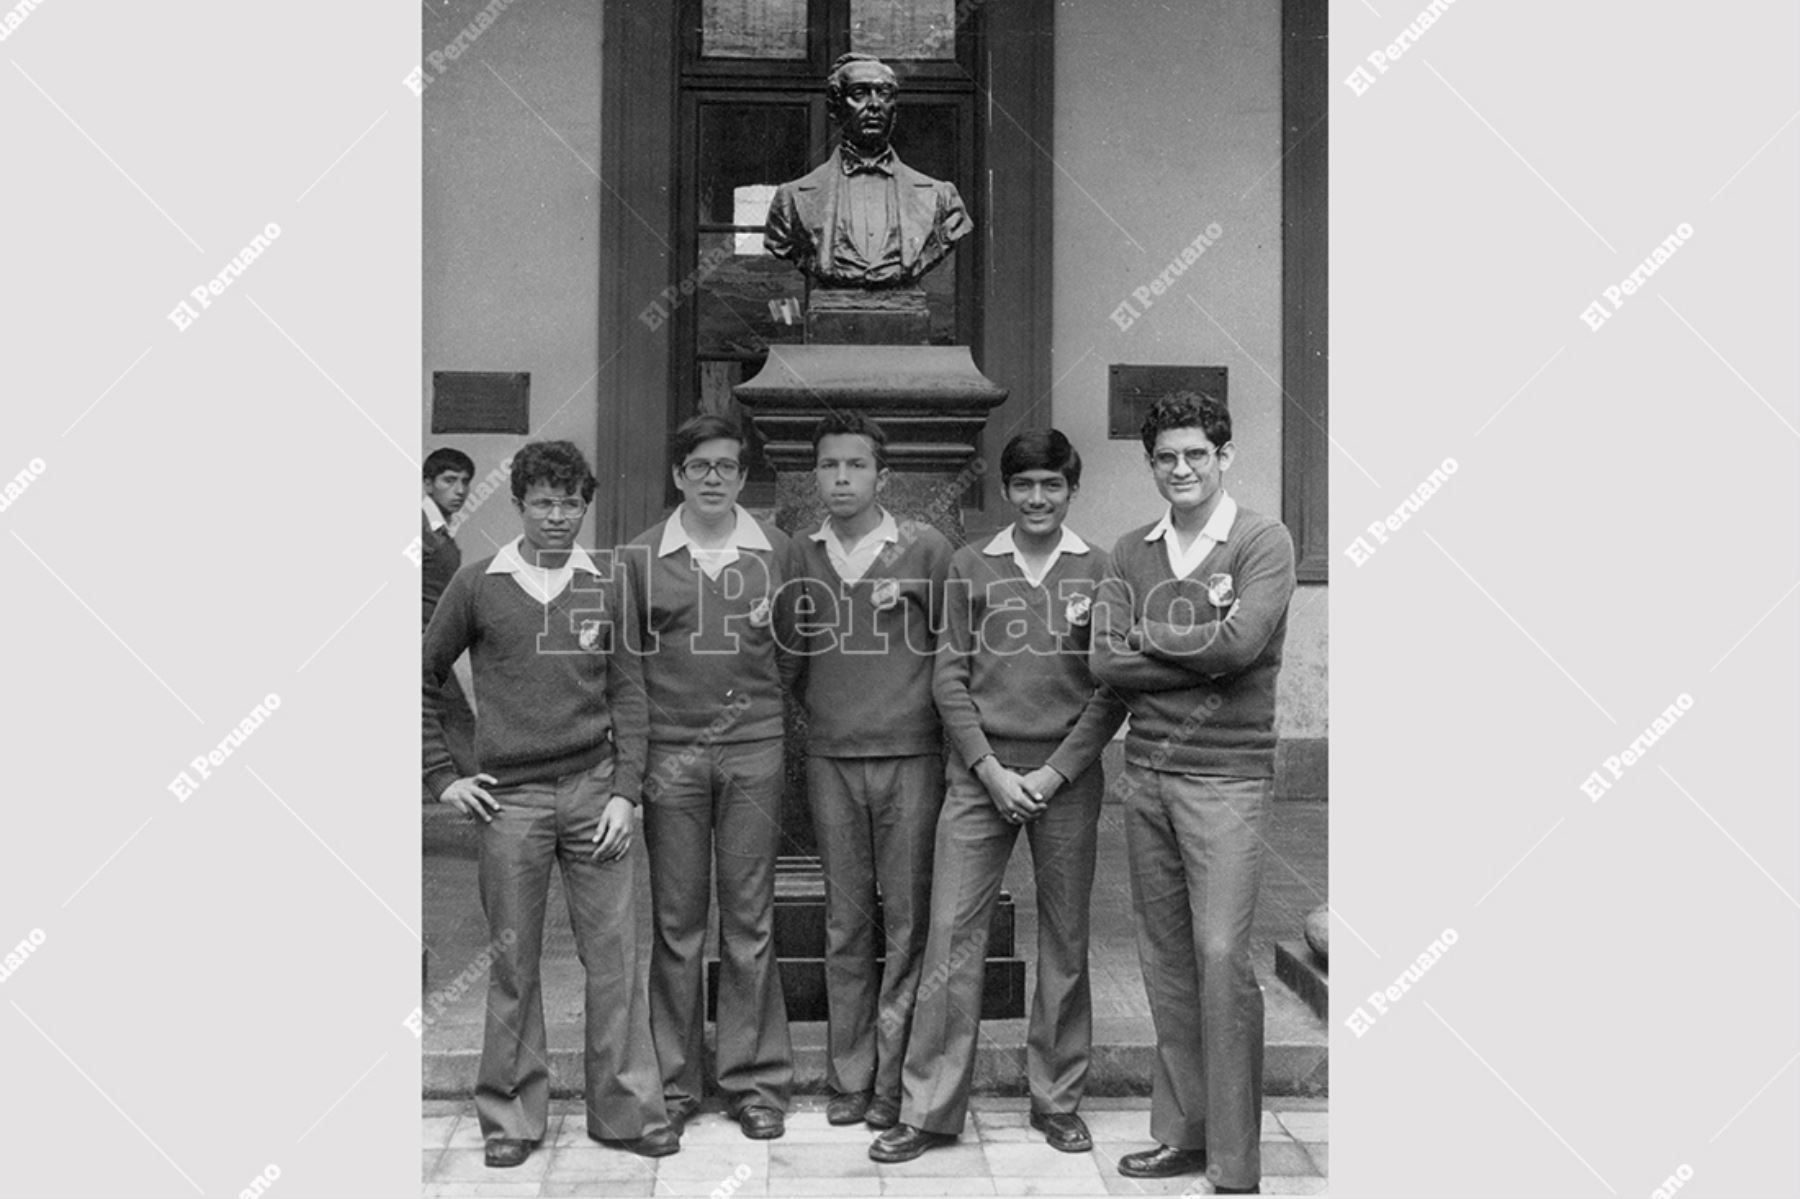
[658,505,774,580]
[422,494,449,533]
[487,537,602,603]
[1145,492,1238,580]
[811,508,899,584]
[983,524,1091,588]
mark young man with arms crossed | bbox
[783,412,953,1130]
[1089,395,1295,1196]
[423,440,676,1168]
[871,429,1126,1163]
[624,415,795,1141]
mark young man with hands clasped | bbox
[871,429,1127,1164]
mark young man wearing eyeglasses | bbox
[622,414,795,1142]
[871,429,1126,1164]
[782,411,953,1131]
[423,440,676,1168]
[1087,394,1295,1196]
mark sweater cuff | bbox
[423,765,459,802]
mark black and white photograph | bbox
[1,2,1795,1197]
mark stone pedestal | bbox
[734,336,1025,1021]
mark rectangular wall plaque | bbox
[1108,364,1227,439]
[431,371,530,434]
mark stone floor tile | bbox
[424,1116,461,1150]
[777,1178,883,1197]
[971,1108,1031,1128]
[680,1111,759,1147]
[1262,1111,1292,1139]
[873,1142,992,1177]
[539,1144,658,1183]
[881,1177,998,1196]
[1095,1171,1205,1196]
[971,1115,1040,1144]
[421,1184,544,1198]
[423,1149,444,1181]
[429,1148,552,1184]
[983,1143,1106,1179]
[1265,1096,1328,1112]
[1259,1177,1329,1195]
[424,1099,469,1118]
[651,1142,769,1182]
[1257,1140,1317,1177]
[767,1140,882,1178]
[970,1096,1033,1112]
[1274,1111,1327,1141]
[781,1110,893,1143]
[1299,1142,1326,1175]
[1068,1111,1150,1142]
[992,1177,1115,1196]
[541,1182,654,1198]
[652,1174,769,1197]
[445,1114,488,1150]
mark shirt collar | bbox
[982,524,1090,559]
[810,508,899,550]
[487,537,603,577]
[422,494,448,532]
[840,144,896,177]
[1145,492,1238,544]
[658,506,774,557]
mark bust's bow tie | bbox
[840,146,896,177]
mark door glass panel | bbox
[698,103,814,226]
[702,0,808,58]
[850,0,957,59]
[695,233,807,356]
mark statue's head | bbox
[825,53,899,156]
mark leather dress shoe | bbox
[666,1100,701,1134]
[826,1090,872,1125]
[1117,1143,1208,1178]
[864,1095,901,1130]
[625,1126,681,1157]
[736,1105,785,1140]
[483,1138,534,1168]
[869,1123,957,1163]
[1028,1110,1093,1153]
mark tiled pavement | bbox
[421,1095,1328,1197]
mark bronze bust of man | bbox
[764,53,972,289]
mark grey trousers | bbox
[808,752,945,1099]
[900,752,1103,1134]
[1122,765,1269,1191]
[475,760,667,1144]
[642,736,794,1116]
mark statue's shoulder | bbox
[782,154,841,194]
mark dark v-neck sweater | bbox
[783,520,953,758]
[423,555,648,800]
[1089,505,1295,778]
[624,517,790,746]
[934,538,1128,780]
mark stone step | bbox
[421,951,1325,1099]
[1274,939,1328,1022]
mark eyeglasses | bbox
[523,498,588,518]
[679,458,743,482]
[1151,448,1217,473]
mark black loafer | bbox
[1117,1143,1208,1178]
[737,1105,785,1140]
[483,1138,534,1168]
[869,1123,957,1163]
[864,1095,901,1130]
[826,1090,872,1125]
[666,1099,701,1134]
[625,1126,681,1157]
[1028,1110,1093,1153]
